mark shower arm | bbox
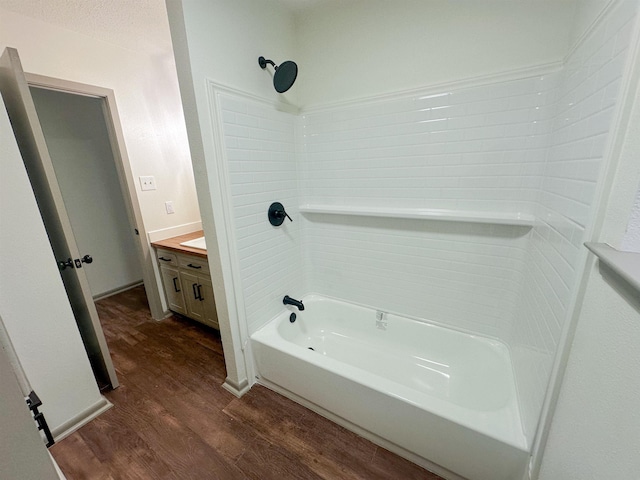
[258,56,277,70]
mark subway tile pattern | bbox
[218,94,303,334]
[297,75,559,338]
[301,215,531,337]
[299,74,558,214]
[511,0,637,443]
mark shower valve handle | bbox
[276,209,292,222]
[268,202,292,226]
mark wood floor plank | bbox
[73,413,177,480]
[235,440,325,480]
[49,434,117,480]
[223,387,380,480]
[50,286,443,480]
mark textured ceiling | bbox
[0,0,173,55]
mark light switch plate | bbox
[139,176,156,191]
[165,201,175,214]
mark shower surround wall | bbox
[298,74,558,339]
[213,0,637,457]
[510,0,638,443]
[216,92,303,335]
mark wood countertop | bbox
[151,230,207,258]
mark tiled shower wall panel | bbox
[298,75,559,338]
[302,215,531,338]
[510,0,638,443]
[218,94,303,334]
[300,74,559,213]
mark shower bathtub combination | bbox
[252,295,529,480]
[211,2,638,478]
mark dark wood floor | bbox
[50,286,442,479]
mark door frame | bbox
[25,73,165,321]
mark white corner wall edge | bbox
[147,221,203,243]
[584,242,640,292]
[50,396,112,442]
[299,204,535,227]
[49,453,67,480]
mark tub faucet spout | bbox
[283,295,305,311]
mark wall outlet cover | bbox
[139,176,156,191]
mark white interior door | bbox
[0,47,118,389]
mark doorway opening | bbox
[23,74,160,391]
[29,87,143,302]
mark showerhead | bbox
[259,56,298,93]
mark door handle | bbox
[57,258,74,270]
[81,254,93,264]
[187,263,202,269]
[197,284,203,301]
[192,283,201,300]
[172,277,181,293]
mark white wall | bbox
[31,87,143,297]
[0,8,200,237]
[294,0,575,107]
[568,0,610,47]
[166,0,298,390]
[621,183,640,250]
[538,267,640,479]
[0,96,104,432]
[0,339,59,480]
[0,6,200,318]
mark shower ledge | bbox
[585,242,640,293]
[299,204,535,227]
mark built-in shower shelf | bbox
[585,242,640,293]
[299,204,535,227]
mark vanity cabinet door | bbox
[198,277,219,329]
[180,270,205,322]
[160,265,186,315]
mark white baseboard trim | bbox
[256,378,465,480]
[222,377,251,397]
[93,281,144,301]
[147,221,203,243]
[51,396,113,442]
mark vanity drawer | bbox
[178,253,210,275]
[156,249,178,265]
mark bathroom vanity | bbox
[151,231,218,330]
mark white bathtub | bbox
[251,295,529,480]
